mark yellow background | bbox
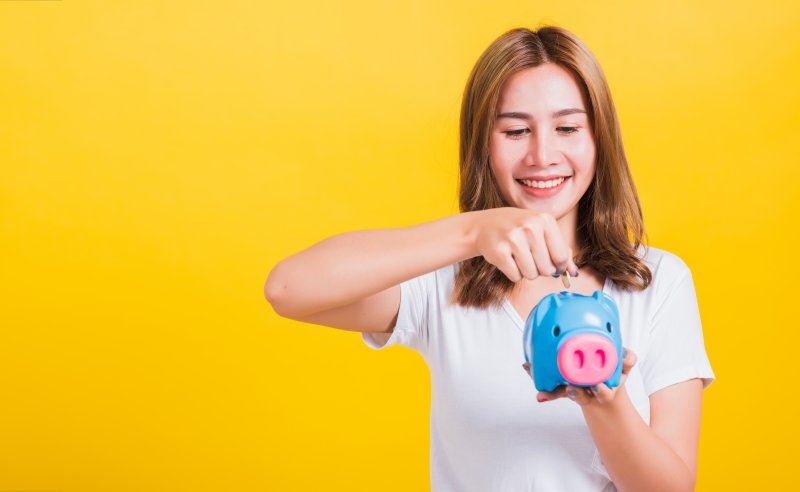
[1,0,798,490]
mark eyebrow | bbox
[496,108,587,120]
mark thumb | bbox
[569,259,580,278]
[621,347,637,373]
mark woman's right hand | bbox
[471,207,579,282]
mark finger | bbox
[565,385,591,406]
[508,231,539,280]
[522,362,532,378]
[537,384,567,402]
[491,245,524,282]
[568,256,580,278]
[591,383,613,404]
[621,347,637,374]
[541,215,575,277]
[525,224,557,278]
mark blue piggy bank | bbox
[523,291,623,392]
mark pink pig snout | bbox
[557,334,618,386]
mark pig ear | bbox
[534,293,557,326]
[592,290,619,320]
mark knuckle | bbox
[540,212,556,225]
[507,235,526,250]
[493,243,511,257]
[482,250,498,265]
[521,219,543,236]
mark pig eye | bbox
[553,326,561,337]
[606,322,612,332]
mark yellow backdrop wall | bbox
[1,0,798,490]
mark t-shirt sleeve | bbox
[360,271,430,354]
[639,266,716,396]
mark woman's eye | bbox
[505,127,578,139]
[505,129,529,139]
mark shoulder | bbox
[608,245,694,305]
[635,244,693,287]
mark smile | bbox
[515,176,571,196]
[516,177,567,189]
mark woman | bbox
[265,25,715,492]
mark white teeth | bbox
[519,177,566,189]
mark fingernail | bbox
[574,269,579,277]
[537,396,547,403]
[592,385,600,394]
[567,389,577,398]
[552,272,560,278]
[623,348,628,358]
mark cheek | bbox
[489,138,512,176]
[570,136,596,172]
[490,138,522,171]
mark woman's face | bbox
[489,63,596,222]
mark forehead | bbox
[497,64,586,112]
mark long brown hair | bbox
[452,25,652,309]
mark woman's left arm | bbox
[529,349,704,492]
[581,373,703,492]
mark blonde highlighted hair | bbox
[453,25,652,309]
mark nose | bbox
[557,334,618,386]
[526,128,556,167]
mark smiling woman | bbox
[265,25,715,492]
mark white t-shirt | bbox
[361,245,716,492]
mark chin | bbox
[515,198,561,215]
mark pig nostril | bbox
[572,350,584,369]
[594,350,606,368]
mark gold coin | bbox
[561,270,571,290]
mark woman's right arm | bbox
[263,211,481,332]
[263,208,577,333]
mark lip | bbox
[516,176,570,197]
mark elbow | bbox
[681,460,698,492]
[616,464,696,492]
[263,266,290,316]
[685,471,697,492]
[619,480,694,492]
[263,261,316,320]
[263,278,279,305]
[263,274,280,304]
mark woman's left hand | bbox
[522,347,637,406]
